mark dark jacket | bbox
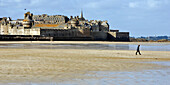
[137,46,140,52]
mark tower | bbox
[81,10,83,18]
[80,9,85,20]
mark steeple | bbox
[81,9,83,18]
[79,9,85,21]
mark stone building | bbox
[0,11,129,41]
[33,14,69,24]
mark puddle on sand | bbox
[58,69,170,85]
[1,61,170,85]
[144,61,170,66]
[59,61,170,85]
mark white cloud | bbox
[0,0,28,7]
[84,2,99,9]
[147,0,160,8]
[14,0,22,2]
[30,0,41,5]
[129,2,138,8]
[82,0,122,9]
[128,0,168,9]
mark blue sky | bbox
[0,0,170,37]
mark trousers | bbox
[136,51,141,55]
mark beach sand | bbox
[0,41,169,84]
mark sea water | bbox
[0,43,170,51]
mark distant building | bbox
[0,11,129,41]
[137,36,170,41]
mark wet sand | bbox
[0,41,169,84]
[0,41,170,45]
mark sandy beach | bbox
[0,41,169,84]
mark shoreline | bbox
[0,41,170,44]
[0,41,169,51]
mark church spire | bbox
[80,9,85,20]
[81,9,83,18]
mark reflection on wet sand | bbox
[0,43,169,51]
[0,43,131,50]
[59,69,170,85]
[1,62,170,85]
[0,42,169,85]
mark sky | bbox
[0,0,170,37]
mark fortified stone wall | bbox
[40,28,91,38]
[107,32,116,41]
[90,32,108,40]
[108,32,129,41]
[24,28,40,35]
[0,24,9,35]
[8,27,40,35]
[0,24,40,35]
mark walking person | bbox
[136,45,141,55]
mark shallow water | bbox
[59,69,170,85]
[0,43,170,51]
[57,61,170,85]
[2,61,170,85]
